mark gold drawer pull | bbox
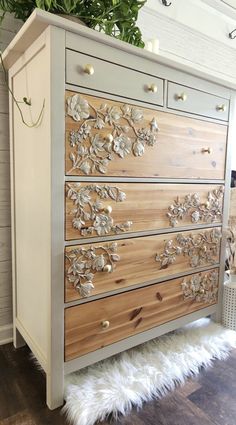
[103,264,112,273]
[148,84,158,93]
[84,64,94,75]
[103,205,112,214]
[216,104,226,112]
[176,93,187,102]
[201,147,213,154]
[105,134,113,143]
[101,320,110,329]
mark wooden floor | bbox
[0,344,236,425]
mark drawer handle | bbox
[176,93,187,102]
[103,264,112,273]
[201,147,213,154]
[84,64,94,75]
[103,205,112,214]
[148,84,158,93]
[105,133,113,143]
[101,320,110,329]
[216,104,226,112]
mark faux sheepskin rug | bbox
[63,318,236,425]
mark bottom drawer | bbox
[65,269,219,361]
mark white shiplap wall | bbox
[0,13,22,344]
[0,1,236,344]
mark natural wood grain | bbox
[0,228,11,262]
[0,188,11,227]
[0,150,10,190]
[0,261,12,327]
[65,228,221,302]
[0,113,9,150]
[65,91,227,179]
[65,268,219,360]
[65,182,224,240]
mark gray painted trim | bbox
[65,176,225,184]
[64,304,217,374]
[64,264,220,308]
[47,26,65,410]
[64,223,222,246]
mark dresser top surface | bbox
[2,8,236,92]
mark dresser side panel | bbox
[10,33,51,362]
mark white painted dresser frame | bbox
[3,9,235,410]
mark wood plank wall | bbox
[0,12,22,344]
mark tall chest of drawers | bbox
[4,9,235,409]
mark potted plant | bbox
[0,0,146,47]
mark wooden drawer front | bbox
[167,82,229,121]
[65,227,221,302]
[65,183,224,240]
[65,91,227,179]
[65,268,219,360]
[66,49,164,106]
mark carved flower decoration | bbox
[66,242,120,297]
[66,93,160,175]
[156,229,221,269]
[181,270,218,303]
[167,187,223,227]
[93,214,113,236]
[67,94,90,121]
[67,183,132,237]
[113,136,132,158]
[133,140,145,157]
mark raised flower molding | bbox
[66,93,160,175]
[167,186,224,227]
[66,242,120,297]
[67,183,132,237]
[155,228,221,269]
[181,270,218,303]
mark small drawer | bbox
[65,227,221,302]
[167,82,229,121]
[65,90,227,179]
[66,49,164,106]
[65,268,219,360]
[65,183,224,241]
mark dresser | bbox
[3,9,235,410]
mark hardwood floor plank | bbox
[0,344,236,425]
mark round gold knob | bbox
[216,104,226,112]
[201,147,213,154]
[148,84,158,93]
[105,134,113,143]
[101,320,110,329]
[177,93,187,102]
[104,205,112,214]
[103,264,112,273]
[84,64,94,75]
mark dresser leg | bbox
[46,372,64,410]
[13,327,26,348]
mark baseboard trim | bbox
[0,323,13,345]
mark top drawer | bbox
[167,82,229,122]
[66,49,164,106]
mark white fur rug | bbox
[63,318,236,425]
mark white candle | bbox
[151,38,160,54]
[144,40,153,52]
